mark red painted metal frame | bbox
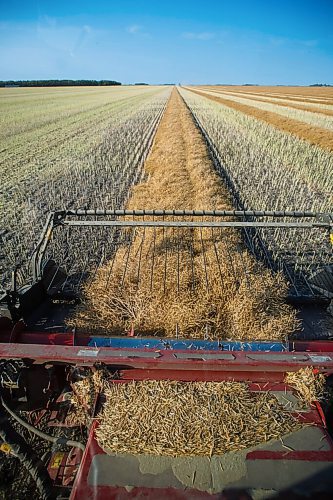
[1,326,333,353]
[2,322,333,497]
[71,420,222,500]
[0,342,333,380]
[1,326,333,381]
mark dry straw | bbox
[70,89,298,340]
[95,380,302,457]
[66,371,104,427]
[285,367,325,404]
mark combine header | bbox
[0,209,332,498]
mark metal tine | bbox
[135,219,146,289]
[237,238,251,290]
[53,232,68,287]
[73,229,92,291]
[85,226,107,292]
[59,227,85,292]
[251,230,267,266]
[250,228,261,258]
[199,224,209,292]
[256,227,275,272]
[149,221,157,293]
[120,217,137,289]
[171,213,181,294]
[85,250,105,292]
[171,216,176,291]
[177,225,181,294]
[163,215,168,294]
[241,210,257,255]
[303,272,316,295]
[104,227,122,290]
[55,260,71,292]
[284,226,306,295]
[220,227,239,288]
[46,262,63,292]
[282,259,300,296]
[75,254,90,291]
[297,232,317,295]
[142,233,154,259]
[210,226,224,289]
[188,226,196,293]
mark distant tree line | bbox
[0,79,122,88]
[310,83,332,87]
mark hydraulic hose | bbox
[0,407,54,500]
[1,397,85,452]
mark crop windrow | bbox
[186,87,333,152]
[196,88,333,131]
[204,89,333,116]
[71,88,297,340]
[1,87,171,287]
[179,87,332,294]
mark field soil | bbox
[187,87,333,152]
[71,89,297,340]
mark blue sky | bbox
[0,0,332,84]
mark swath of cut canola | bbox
[187,87,333,152]
[70,89,297,340]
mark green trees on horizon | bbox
[0,79,121,87]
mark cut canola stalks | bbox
[70,88,298,340]
[195,89,333,131]
[95,380,302,457]
[1,86,171,288]
[187,87,333,152]
[202,89,333,116]
[179,87,332,211]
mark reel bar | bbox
[62,220,331,229]
[64,209,330,218]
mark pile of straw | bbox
[285,367,325,404]
[95,380,302,457]
[70,89,298,340]
[66,371,104,427]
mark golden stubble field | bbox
[0,85,171,286]
[188,86,333,152]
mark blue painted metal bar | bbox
[88,337,288,352]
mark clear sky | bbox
[1,0,332,85]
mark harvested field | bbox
[180,87,332,211]
[0,85,170,287]
[197,88,333,130]
[179,87,332,298]
[187,87,333,152]
[205,90,333,117]
[95,380,302,457]
[70,89,298,340]
[200,86,333,99]
[205,89,333,108]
